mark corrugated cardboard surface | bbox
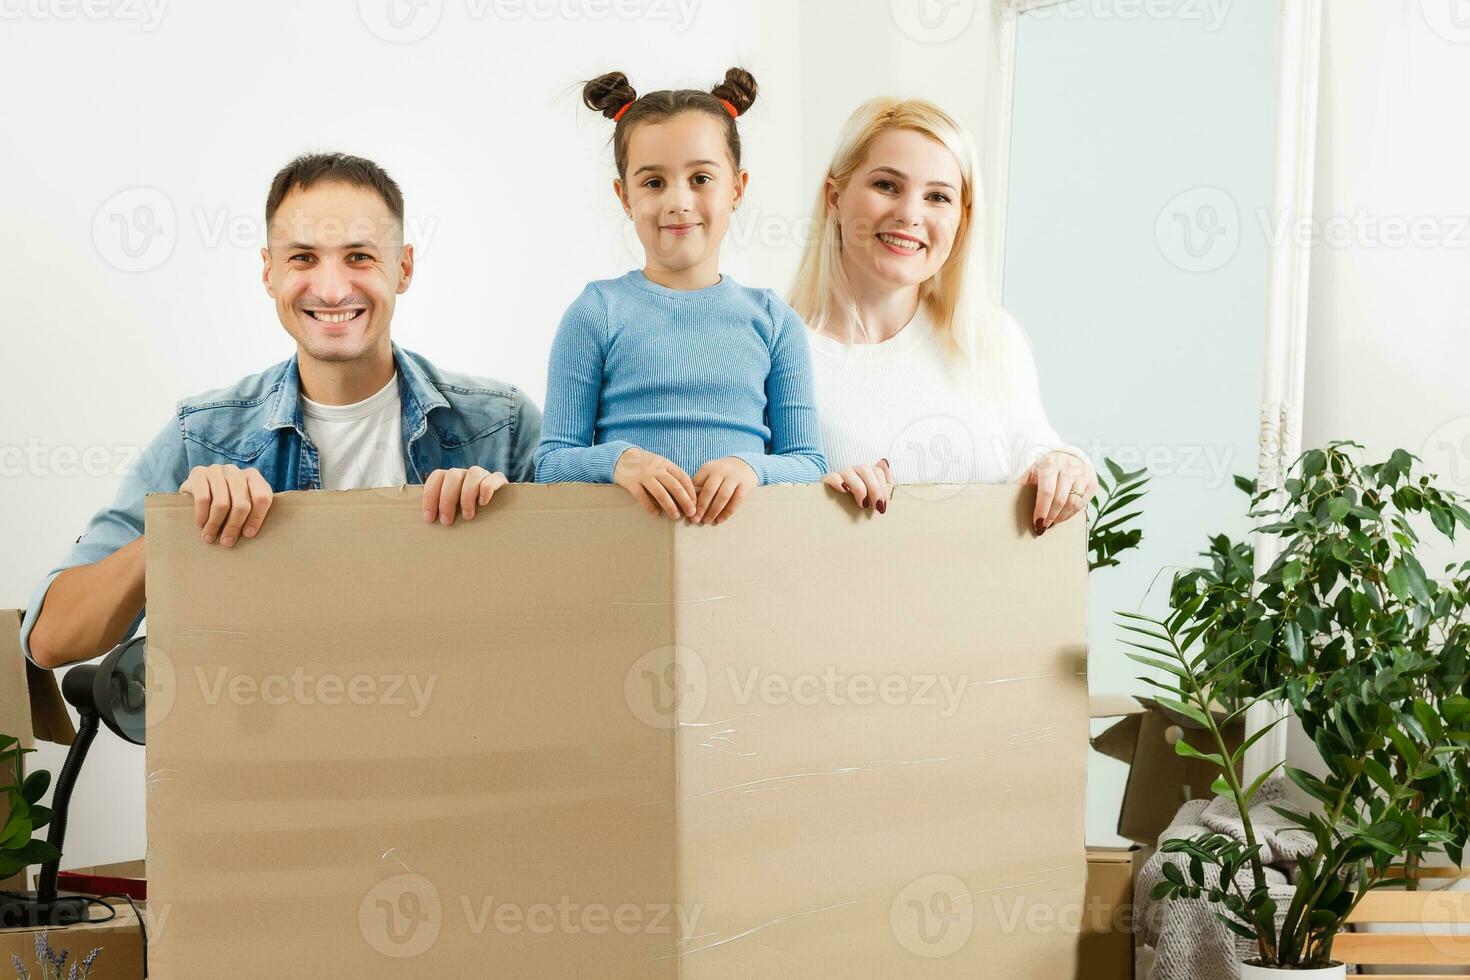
[144,483,1089,978]
[0,900,146,980]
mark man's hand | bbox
[422,467,509,525]
[613,448,697,520]
[692,457,759,525]
[180,464,273,547]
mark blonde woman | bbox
[790,98,1095,535]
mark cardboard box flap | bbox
[27,662,74,745]
[1134,695,1232,731]
[1091,712,1143,764]
[1088,693,1144,720]
[1089,695,1235,765]
[2,609,75,747]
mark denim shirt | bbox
[20,343,541,662]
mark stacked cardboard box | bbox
[1078,845,1150,980]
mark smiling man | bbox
[23,152,541,670]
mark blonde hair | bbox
[790,97,1026,402]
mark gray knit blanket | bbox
[1135,776,1319,980]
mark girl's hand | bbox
[821,458,892,514]
[422,467,509,526]
[1023,451,1097,535]
[614,447,697,520]
[692,457,759,525]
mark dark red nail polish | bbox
[877,500,887,514]
[841,482,850,492]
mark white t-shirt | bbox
[807,307,1088,483]
[301,373,409,490]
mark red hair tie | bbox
[614,98,738,122]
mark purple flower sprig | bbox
[10,934,102,980]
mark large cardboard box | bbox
[144,483,1090,978]
[1090,695,1244,845]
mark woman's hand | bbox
[692,457,759,525]
[422,467,509,525]
[614,447,697,520]
[1023,451,1096,535]
[821,458,892,514]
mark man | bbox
[24,152,539,669]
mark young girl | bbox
[534,68,827,524]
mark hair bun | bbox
[583,71,638,120]
[710,67,757,117]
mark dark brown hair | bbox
[582,68,758,179]
[264,152,405,226]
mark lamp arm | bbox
[35,712,100,903]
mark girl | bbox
[534,68,827,524]
[790,97,1095,534]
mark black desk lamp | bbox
[0,636,146,927]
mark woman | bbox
[790,98,1095,535]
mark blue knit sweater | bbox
[534,271,827,485]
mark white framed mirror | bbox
[991,0,1322,845]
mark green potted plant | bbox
[0,734,57,888]
[1119,442,1470,977]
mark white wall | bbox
[2,0,1035,873]
[1288,2,1470,779]
[0,0,807,869]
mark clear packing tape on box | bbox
[142,483,1091,978]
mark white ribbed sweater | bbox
[806,307,1090,484]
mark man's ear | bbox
[396,243,415,295]
[613,177,632,218]
[260,246,275,298]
